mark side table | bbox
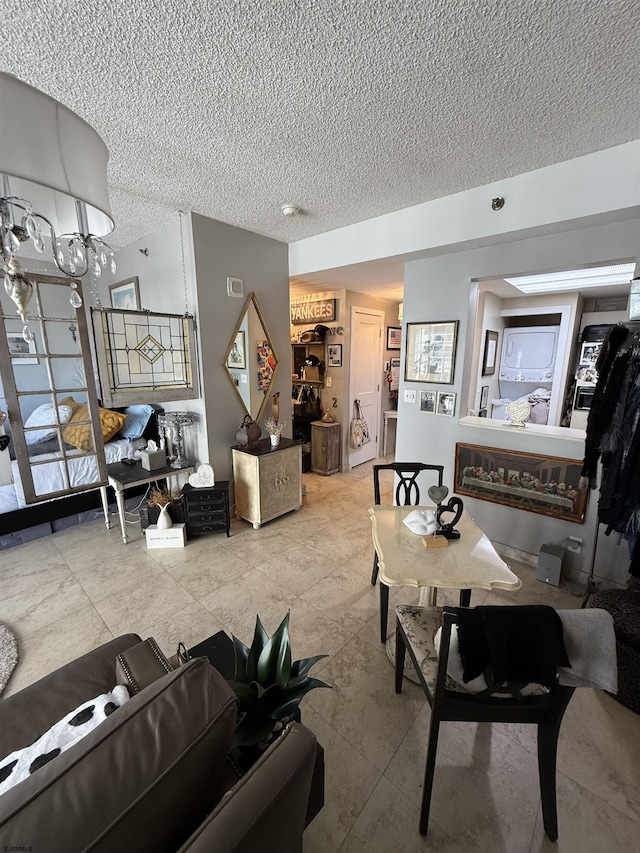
[100,460,193,544]
[311,420,340,475]
[182,481,230,537]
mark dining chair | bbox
[372,463,445,643]
[394,604,581,840]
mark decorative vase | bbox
[270,433,281,448]
[235,415,262,447]
[157,504,173,530]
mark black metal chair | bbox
[394,605,576,840]
[372,462,444,643]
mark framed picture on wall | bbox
[420,390,437,413]
[436,391,456,416]
[480,385,489,409]
[109,277,140,310]
[482,330,499,376]
[386,326,402,350]
[7,333,38,365]
[327,344,342,366]
[405,320,458,384]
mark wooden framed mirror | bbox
[223,292,279,424]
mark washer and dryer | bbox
[491,326,559,420]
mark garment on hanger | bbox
[582,323,640,577]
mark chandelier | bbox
[0,73,116,341]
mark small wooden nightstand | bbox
[311,421,340,475]
[182,481,230,537]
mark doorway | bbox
[349,305,383,467]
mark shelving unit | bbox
[292,342,325,386]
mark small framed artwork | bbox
[227,331,246,369]
[7,333,38,365]
[436,391,456,416]
[327,344,342,367]
[480,385,489,409]
[109,277,140,310]
[420,390,437,413]
[386,326,402,350]
[405,320,458,384]
[478,409,488,418]
[482,330,499,376]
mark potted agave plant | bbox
[228,612,330,749]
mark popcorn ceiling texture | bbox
[2,0,638,248]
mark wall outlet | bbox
[404,389,417,403]
[566,536,582,553]
[326,376,332,387]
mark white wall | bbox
[400,218,640,586]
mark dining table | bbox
[369,505,522,643]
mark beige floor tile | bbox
[306,633,426,773]
[200,567,297,643]
[163,548,254,600]
[258,544,342,595]
[285,598,354,670]
[302,706,381,853]
[337,776,468,853]
[301,566,380,633]
[73,550,169,602]
[297,520,372,565]
[530,770,640,853]
[137,601,227,656]
[3,605,112,698]
[269,506,334,540]
[92,571,196,636]
[224,525,301,567]
[1,571,93,636]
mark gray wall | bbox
[191,213,289,482]
[399,217,640,586]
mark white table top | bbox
[369,505,521,593]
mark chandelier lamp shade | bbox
[0,72,116,336]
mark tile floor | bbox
[2,459,640,852]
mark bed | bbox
[0,405,162,544]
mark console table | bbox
[100,460,193,544]
[232,438,302,529]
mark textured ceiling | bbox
[2,0,639,259]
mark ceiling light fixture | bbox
[0,73,116,340]
[281,204,301,217]
[505,263,636,295]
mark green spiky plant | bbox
[229,612,330,747]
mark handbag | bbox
[350,399,371,448]
[115,637,190,694]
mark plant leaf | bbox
[247,615,269,681]
[231,634,250,681]
[290,654,328,678]
[257,612,292,688]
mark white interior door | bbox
[349,306,383,467]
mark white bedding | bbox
[0,438,145,514]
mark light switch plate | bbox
[404,389,417,403]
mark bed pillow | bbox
[60,398,127,451]
[117,404,155,440]
[24,404,73,445]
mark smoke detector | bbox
[281,204,301,217]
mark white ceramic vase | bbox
[157,504,173,530]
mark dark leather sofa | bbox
[0,634,317,853]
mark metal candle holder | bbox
[158,412,197,468]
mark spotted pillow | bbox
[0,686,129,796]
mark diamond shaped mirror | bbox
[224,291,279,423]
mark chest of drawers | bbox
[232,438,302,529]
[182,481,230,537]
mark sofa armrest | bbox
[0,633,141,757]
[178,722,317,853]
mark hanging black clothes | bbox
[582,323,640,577]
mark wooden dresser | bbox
[182,481,230,537]
[232,438,302,529]
[311,421,341,475]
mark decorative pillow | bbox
[24,404,73,445]
[60,397,127,451]
[117,404,155,440]
[0,686,129,796]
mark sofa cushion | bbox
[0,656,238,853]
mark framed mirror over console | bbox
[223,291,279,424]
